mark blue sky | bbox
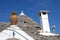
[0,0,60,34]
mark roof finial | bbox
[20,11,25,15]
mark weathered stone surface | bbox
[6,38,20,40]
[0,15,60,40]
[0,22,10,32]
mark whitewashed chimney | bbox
[39,10,50,33]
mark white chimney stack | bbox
[39,10,50,33]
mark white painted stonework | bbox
[40,11,50,33]
[39,10,58,36]
[0,25,34,40]
[39,32,59,36]
[20,11,25,15]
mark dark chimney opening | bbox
[43,12,46,15]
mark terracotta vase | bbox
[10,12,18,25]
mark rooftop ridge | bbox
[20,11,25,15]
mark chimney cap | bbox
[39,10,49,16]
[40,10,49,12]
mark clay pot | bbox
[10,12,18,25]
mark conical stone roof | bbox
[0,12,60,40]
